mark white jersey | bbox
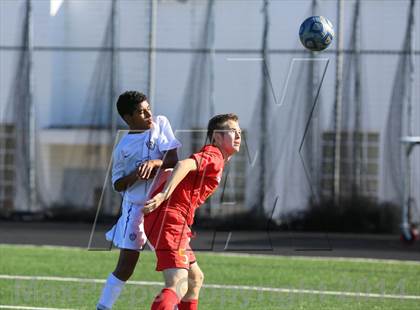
[111,115,181,205]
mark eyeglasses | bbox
[217,127,241,136]
[229,128,242,136]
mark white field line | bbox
[0,306,76,310]
[1,275,419,301]
[0,274,161,286]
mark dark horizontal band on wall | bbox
[0,45,419,55]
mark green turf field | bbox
[0,244,419,309]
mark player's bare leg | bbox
[97,249,139,309]
[113,249,139,280]
[151,268,189,310]
[184,263,204,299]
[163,268,189,296]
[178,262,203,310]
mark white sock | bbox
[97,273,125,309]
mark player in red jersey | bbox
[143,113,241,310]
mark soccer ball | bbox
[299,16,334,51]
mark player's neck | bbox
[128,126,150,134]
[128,130,147,134]
[212,144,231,162]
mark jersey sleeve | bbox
[111,147,125,190]
[190,149,223,178]
[156,115,182,152]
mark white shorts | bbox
[105,200,147,250]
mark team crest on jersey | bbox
[129,233,137,241]
[146,140,156,150]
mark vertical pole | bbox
[27,0,37,211]
[258,0,269,216]
[402,0,416,232]
[208,0,216,216]
[209,0,216,118]
[110,0,118,137]
[108,0,118,213]
[333,0,344,205]
[406,0,415,139]
[353,0,362,192]
[310,0,320,201]
[148,0,157,104]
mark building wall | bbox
[1,0,418,129]
[0,0,419,212]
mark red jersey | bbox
[160,144,224,225]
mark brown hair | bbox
[207,113,239,141]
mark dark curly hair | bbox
[207,113,239,141]
[116,91,148,119]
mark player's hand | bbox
[143,192,166,214]
[138,160,158,179]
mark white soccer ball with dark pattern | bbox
[299,16,334,51]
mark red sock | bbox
[178,299,198,310]
[151,288,180,310]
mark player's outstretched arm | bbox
[113,170,140,192]
[143,158,197,214]
[138,149,179,179]
[115,149,179,191]
[161,149,179,169]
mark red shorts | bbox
[144,207,196,271]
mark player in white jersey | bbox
[97,91,181,310]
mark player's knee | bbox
[113,264,135,281]
[163,269,189,297]
[189,269,204,288]
[166,276,188,298]
[176,277,189,297]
